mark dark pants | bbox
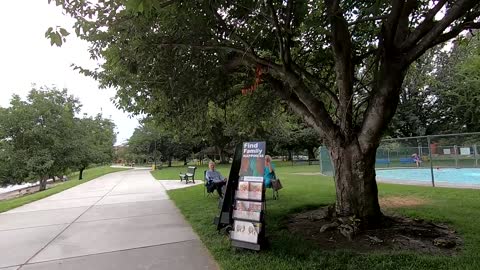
[207,181,226,197]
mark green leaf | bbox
[59,28,70,37]
[125,0,143,12]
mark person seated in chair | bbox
[206,161,227,198]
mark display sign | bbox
[460,147,471,155]
[230,141,266,251]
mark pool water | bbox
[376,168,480,186]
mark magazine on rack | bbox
[230,220,262,243]
[236,181,249,199]
[236,181,264,201]
[248,182,263,200]
[233,200,262,221]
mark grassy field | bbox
[0,166,129,213]
[150,161,320,180]
[160,164,480,270]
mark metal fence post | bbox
[474,144,478,167]
[427,136,435,187]
[319,147,323,174]
[454,145,458,168]
[387,149,390,167]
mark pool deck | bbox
[292,171,480,189]
[376,177,480,189]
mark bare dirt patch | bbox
[380,196,429,208]
[287,206,462,255]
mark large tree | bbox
[72,115,116,180]
[388,48,438,137]
[0,87,80,190]
[430,34,480,133]
[52,0,480,226]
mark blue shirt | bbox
[206,170,225,183]
[264,164,276,188]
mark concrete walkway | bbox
[0,168,218,270]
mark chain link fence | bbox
[319,132,480,187]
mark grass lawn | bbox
[150,161,320,180]
[0,166,129,213]
[162,164,480,270]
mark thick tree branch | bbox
[326,0,355,136]
[157,0,174,9]
[404,0,480,64]
[208,4,256,56]
[384,0,405,46]
[285,0,294,27]
[267,76,323,136]
[284,0,294,66]
[157,43,283,71]
[348,15,388,26]
[266,75,341,145]
[401,0,448,49]
[290,62,340,107]
[431,21,480,47]
[224,50,340,109]
[358,57,407,152]
[394,0,418,45]
[267,0,287,67]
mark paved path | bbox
[0,169,218,270]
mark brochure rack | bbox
[230,142,267,251]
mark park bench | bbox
[179,166,196,184]
[399,157,415,164]
[376,159,390,167]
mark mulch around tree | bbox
[286,205,462,255]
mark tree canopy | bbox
[51,0,480,224]
[0,87,116,188]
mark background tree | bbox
[0,87,80,190]
[73,115,116,180]
[0,87,116,188]
[389,49,438,137]
[52,0,480,226]
[430,34,480,133]
[126,119,192,167]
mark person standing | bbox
[263,155,276,188]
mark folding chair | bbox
[204,170,214,197]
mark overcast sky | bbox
[0,1,140,145]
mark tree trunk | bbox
[39,178,48,191]
[219,151,228,164]
[329,142,382,228]
[183,157,187,166]
[287,149,293,161]
[168,158,172,167]
[307,147,315,160]
[79,167,85,180]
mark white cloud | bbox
[0,1,139,145]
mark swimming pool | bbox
[376,168,480,187]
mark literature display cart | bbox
[230,142,266,251]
